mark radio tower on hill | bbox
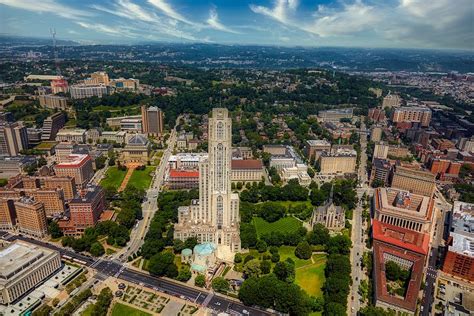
[50,28,61,76]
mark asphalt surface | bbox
[113,118,179,262]
[1,232,270,316]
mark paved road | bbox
[113,118,180,262]
[1,232,270,316]
[348,118,370,315]
[421,189,450,316]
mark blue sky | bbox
[0,0,472,49]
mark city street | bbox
[1,232,270,316]
[348,118,370,315]
[113,117,180,262]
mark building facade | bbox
[141,105,164,136]
[390,165,436,197]
[231,159,264,183]
[38,95,68,110]
[41,112,66,141]
[319,149,357,174]
[14,198,48,238]
[0,121,28,157]
[54,154,94,189]
[392,107,432,127]
[70,84,112,99]
[0,241,61,304]
[174,108,240,258]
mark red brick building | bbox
[167,169,200,189]
[60,185,105,235]
[372,220,429,313]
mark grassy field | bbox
[111,303,151,316]
[100,167,127,190]
[295,254,327,297]
[252,217,302,238]
[127,166,156,190]
[279,245,314,268]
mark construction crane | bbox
[50,28,61,76]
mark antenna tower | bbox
[50,28,61,76]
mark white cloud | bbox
[76,21,137,38]
[0,0,91,19]
[304,1,380,37]
[249,0,298,25]
[147,0,194,25]
[206,8,240,34]
[91,0,197,41]
[249,0,473,48]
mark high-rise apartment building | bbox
[41,112,66,141]
[174,108,240,257]
[14,198,48,238]
[373,142,389,161]
[0,121,28,156]
[38,95,68,110]
[24,189,65,217]
[0,199,16,230]
[54,154,94,189]
[390,165,436,197]
[141,105,164,136]
[69,84,112,99]
[392,107,432,127]
[87,71,109,85]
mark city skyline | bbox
[1,0,473,50]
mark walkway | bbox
[118,163,141,192]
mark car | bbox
[243,310,249,315]
[214,302,221,306]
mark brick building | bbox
[54,154,94,189]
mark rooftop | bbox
[55,154,91,167]
[0,241,55,280]
[127,134,149,146]
[231,159,263,170]
[306,139,331,147]
[449,201,474,256]
[169,169,200,178]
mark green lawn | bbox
[100,167,127,190]
[111,303,151,316]
[81,304,94,316]
[295,254,327,298]
[278,246,314,268]
[127,166,156,190]
[252,217,302,238]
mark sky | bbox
[0,0,472,49]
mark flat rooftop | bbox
[449,201,474,256]
[0,241,53,280]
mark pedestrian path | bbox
[118,163,140,192]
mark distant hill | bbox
[0,35,79,46]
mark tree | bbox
[307,223,330,246]
[234,253,243,263]
[240,223,257,248]
[148,251,177,277]
[48,221,63,238]
[271,252,280,263]
[327,234,352,255]
[307,167,315,178]
[295,241,312,259]
[184,237,198,249]
[273,259,295,283]
[324,302,346,316]
[173,239,185,253]
[260,260,271,274]
[243,259,262,278]
[176,266,192,282]
[212,277,230,293]
[89,242,105,257]
[195,274,206,287]
[256,239,268,253]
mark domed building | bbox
[181,248,192,264]
[120,134,150,164]
[191,242,217,274]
